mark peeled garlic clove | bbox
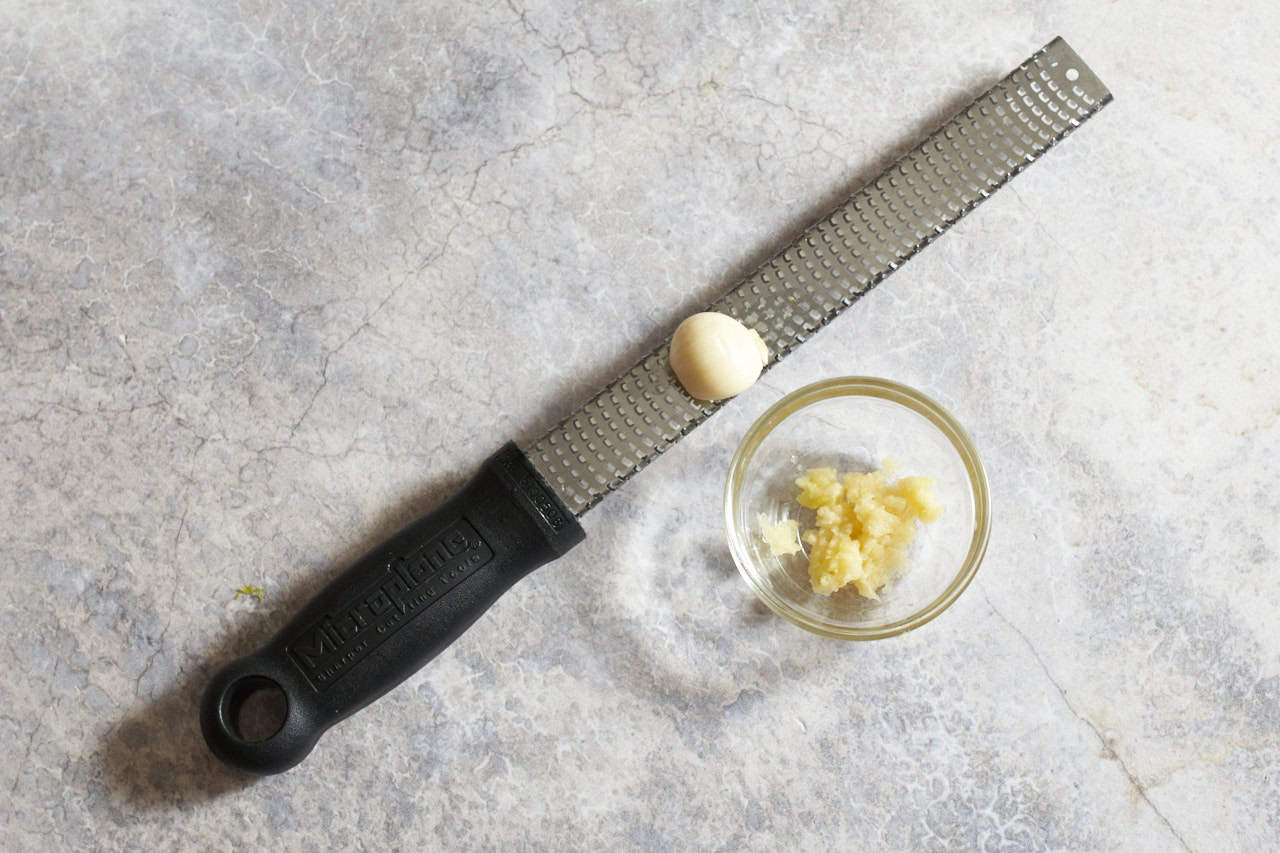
[669,312,769,401]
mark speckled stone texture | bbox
[1,0,1277,849]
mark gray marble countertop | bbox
[3,1,1277,850]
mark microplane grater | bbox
[527,36,1112,516]
[202,37,1111,774]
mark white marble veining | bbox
[2,0,1277,849]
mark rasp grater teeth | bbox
[527,37,1112,517]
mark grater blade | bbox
[526,36,1112,517]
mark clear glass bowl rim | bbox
[724,376,991,640]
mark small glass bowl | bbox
[724,377,990,639]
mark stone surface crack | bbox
[288,225,459,442]
[1008,186,1093,274]
[740,90,849,142]
[983,590,1194,852]
[173,500,189,551]
[135,610,173,699]
[10,715,43,794]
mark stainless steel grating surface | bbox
[526,37,1112,516]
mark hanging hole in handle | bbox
[1065,68,1080,81]
[226,676,289,742]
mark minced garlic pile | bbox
[764,465,943,598]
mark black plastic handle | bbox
[200,443,585,774]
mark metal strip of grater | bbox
[526,36,1112,516]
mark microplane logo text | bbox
[286,520,493,689]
